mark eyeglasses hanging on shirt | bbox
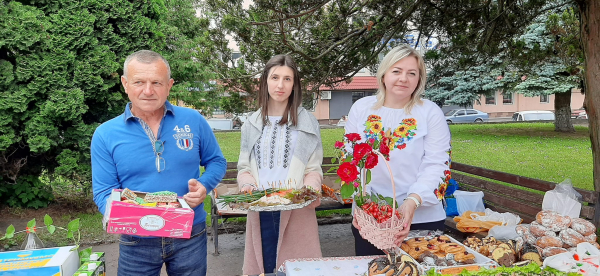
[154,140,165,172]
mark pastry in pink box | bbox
[106,189,194,238]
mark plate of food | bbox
[219,187,320,212]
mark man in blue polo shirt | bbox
[91,50,226,276]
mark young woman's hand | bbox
[240,183,257,193]
[393,196,419,246]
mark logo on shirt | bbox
[173,125,194,151]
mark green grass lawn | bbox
[216,123,593,190]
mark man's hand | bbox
[183,179,207,209]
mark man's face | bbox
[121,59,174,116]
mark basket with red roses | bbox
[333,132,404,250]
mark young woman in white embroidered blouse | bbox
[345,45,452,256]
[236,55,323,274]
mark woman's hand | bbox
[240,183,257,193]
[393,197,419,246]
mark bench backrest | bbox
[221,157,339,184]
[452,162,599,228]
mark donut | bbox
[536,236,563,248]
[516,225,531,236]
[570,218,596,236]
[585,233,597,244]
[529,222,556,237]
[523,233,538,245]
[541,246,568,257]
[559,228,585,247]
[536,210,571,232]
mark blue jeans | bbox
[118,222,207,276]
[259,211,280,273]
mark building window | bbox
[485,94,496,105]
[503,92,513,104]
[540,94,549,103]
[352,91,374,103]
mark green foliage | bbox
[0,175,53,208]
[0,0,222,205]
[1,214,82,250]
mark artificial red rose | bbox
[337,162,359,183]
[379,141,390,155]
[353,143,373,160]
[334,141,344,149]
[364,153,379,169]
[345,133,361,142]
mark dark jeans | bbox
[259,211,281,273]
[118,222,207,276]
[352,219,446,256]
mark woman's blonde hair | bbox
[373,44,426,113]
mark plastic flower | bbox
[337,162,359,183]
[353,143,373,160]
[364,153,379,169]
[345,133,361,142]
[334,141,344,149]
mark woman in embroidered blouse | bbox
[345,45,452,256]
[236,55,324,274]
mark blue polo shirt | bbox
[91,101,226,226]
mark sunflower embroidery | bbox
[363,115,417,151]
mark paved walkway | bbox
[91,223,354,276]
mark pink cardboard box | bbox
[106,189,194,238]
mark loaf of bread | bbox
[570,218,596,236]
[536,210,570,232]
[559,228,585,247]
[536,235,563,248]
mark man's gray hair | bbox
[122,50,171,79]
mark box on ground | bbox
[0,246,80,276]
[106,189,194,238]
[76,261,104,276]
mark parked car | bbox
[512,110,555,121]
[444,109,489,123]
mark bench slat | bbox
[453,173,543,203]
[452,162,597,204]
[460,185,542,218]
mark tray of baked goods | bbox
[398,233,498,275]
[218,186,320,212]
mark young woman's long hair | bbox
[373,45,426,113]
[258,55,302,126]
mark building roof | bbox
[320,76,378,91]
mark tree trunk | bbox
[554,91,575,132]
[578,0,600,222]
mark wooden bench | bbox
[446,162,599,237]
[209,157,350,255]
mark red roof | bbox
[320,76,378,91]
